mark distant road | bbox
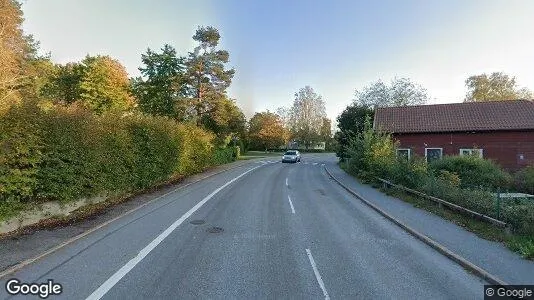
[0,153,485,299]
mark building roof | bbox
[374,100,534,133]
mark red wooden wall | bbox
[392,130,534,171]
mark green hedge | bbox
[0,102,235,219]
[514,166,534,195]
[429,155,512,190]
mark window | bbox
[396,148,411,160]
[459,148,483,158]
[425,148,443,163]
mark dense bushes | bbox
[0,102,236,218]
[342,122,534,235]
[429,155,512,190]
[514,166,534,195]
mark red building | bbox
[373,100,534,171]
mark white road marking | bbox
[286,178,289,186]
[287,195,296,214]
[313,162,318,166]
[305,249,330,300]
[85,165,261,300]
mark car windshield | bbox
[285,151,297,155]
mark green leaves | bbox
[79,56,135,114]
[248,111,287,150]
[41,56,134,114]
[133,45,187,119]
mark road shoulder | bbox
[0,158,261,273]
[325,161,534,284]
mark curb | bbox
[0,159,264,279]
[324,165,508,286]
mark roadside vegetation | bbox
[338,117,534,259]
[0,1,242,222]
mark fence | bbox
[377,178,508,229]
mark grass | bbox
[338,161,534,260]
[383,188,534,260]
[238,151,284,160]
[244,151,284,157]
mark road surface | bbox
[0,154,485,299]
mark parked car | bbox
[282,150,301,163]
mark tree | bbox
[335,103,374,159]
[200,97,246,144]
[354,77,428,108]
[132,45,187,119]
[319,117,333,150]
[248,111,287,150]
[464,72,533,102]
[276,106,291,129]
[185,26,235,125]
[0,0,34,112]
[20,55,59,101]
[77,55,135,114]
[41,62,84,104]
[289,86,327,148]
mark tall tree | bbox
[275,106,291,129]
[185,26,235,125]
[200,97,246,143]
[248,111,288,150]
[335,103,374,159]
[289,86,327,148]
[41,62,84,104]
[464,72,533,102]
[319,117,334,150]
[132,45,187,119]
[0,0,33,112]
[355,77,428,108]
[78,55,135,114]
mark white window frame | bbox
[459,148,483,158]
[396,148,411,160]
[425,148,443,163]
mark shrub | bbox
[345,119,397,181]
[501,204,534,235]
[390,156,428,189]
[514,166,534,195]
[0,102,43,202]
[0,101,236,220]
[420,176,496,217]
[429,155,512,190]
[232,146,240,159]
[211,147,235,165]
[35,106,98,201]
[126,116,181,189]
[437,170,461,188]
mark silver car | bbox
[282,150,301,163]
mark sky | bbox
[21,0,534,124]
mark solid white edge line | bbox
[305,249,330,300]
[287,195,296,214]
[85,165,261,300]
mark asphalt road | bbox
[0,154,486,299]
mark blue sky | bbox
[21,0,534,122]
